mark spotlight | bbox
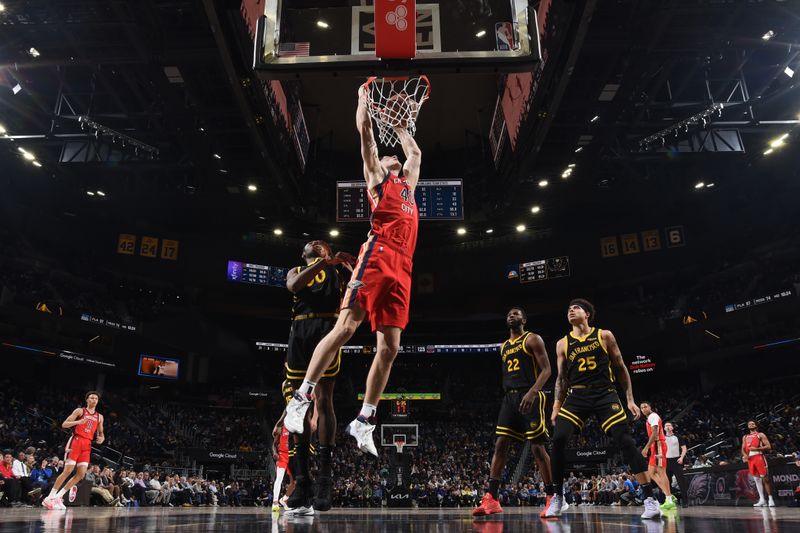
[23,152,35,161]
[568,163,576,168]
[17,147,27,154]
[561,170,571,179]
[475,30,487,38]
[247,184,258,192]
[329,229,340,237]
[87,191,95,196]
[457,227,467,235]
[694,182,705,189]
[706,183,715,188]
[273,228,283,236]
[0,3,5,12]
[96,190,106,197]
[590,115,599,123]
[0,124,6,135]
[762,30,775,41]
[316,20,329,28]
[785,67,795,78]
[763,148,774,155]
[486,229,494,234]
[538,180,548,188]
[28,48,40,58]
[574,147,583,153]
[531,206,541,214]
[516,224,526,233]
[12,83,22,95]
[212,153,221,159]
[769,134,788,148]
[32,161,42,167]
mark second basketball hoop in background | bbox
[363,75,431,147]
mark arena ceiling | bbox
[1,0,799,247]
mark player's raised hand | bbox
[358,84,368,105]
[627,400,641,420]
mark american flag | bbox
[279,42,311,57]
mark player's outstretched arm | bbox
[394,128,421,190]
[61,408,86,429]
[551,338,568,425]
[357,85,384,189]
[603,329,640,420]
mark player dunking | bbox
[640,401,677,510]
[544,299,661,520]
[742,420,776,507]
[42,391,105,510]
[279,240,353,515]
[284,84,422,458]
[472,307,559,518]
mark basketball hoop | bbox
[363,75,431,147]
[394,439,406,454]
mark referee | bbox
[664,421,688,508]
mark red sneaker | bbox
[472,493,503,516]
[539,495,553,518]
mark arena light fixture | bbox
[475,30,486,38]
[574,147,583,153]
[706,183,715,188]
[762,30,775,41]
[0,124,6,135]
[568,163,576,168]
[96,190,106,197]
[247,184,258,192]
[694,182,705,189]
[531,205,541,214]
[86,191,95,196]
[329,229,340,237]
[561,169,572,179]
[23,152,35,161]
[12,83,22,95]
[785,67,795,78]
[32,161,42,167]
[17,147,27,154]
[273,228,283,236]
[212,153,222,159]
[516,224,526,233]
[0,3,5,12]
[28,47,40,58]
[590,115,599,123]
[485,229,494,234]
[316,20,329,29]
[457,227,467,235]
[538,179,548,188]
[763,148,774,155]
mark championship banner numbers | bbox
[117,234,136,255]
[161,239,180,261]
[140,236,159,258]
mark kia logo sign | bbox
[390,493,410,499]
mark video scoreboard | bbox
[336,179,464,222]
[507,256,571,283]
[226,261,288,288]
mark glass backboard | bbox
[253,0,540,78]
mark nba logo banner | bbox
[375,0,416,58]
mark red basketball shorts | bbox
[748,454,767,477]
[343,238,413,332]
[649,441,667,468]
[276,453,290,472]
[65,436,92,465]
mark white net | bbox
[364,76,430,147]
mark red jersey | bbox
[646,412,666,444]
[366,171,418,255]
[73,408,100,441]
[278,426,290,458]
[744,433,763,456]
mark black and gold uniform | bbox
[495,331,548,443]
[556,327,627,434]
[285,259,343,387]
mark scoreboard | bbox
[508,256,572,283]
[226,261,288,288]
[256,342,500,355]
[336,179,464,221]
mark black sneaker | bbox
[313,476,333,511]
[286,476,312,509]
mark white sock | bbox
[754,477,765,500]
[272,468,285,504]
[359,403,377,419]
[56,488,66,498]
[48,488,57,498]
[298,379,316,396]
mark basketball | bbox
[382,92,418,129]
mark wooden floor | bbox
[0,505,798,532]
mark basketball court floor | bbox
[1,507,798,532]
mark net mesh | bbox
[394,440,406,454]
[364,76,430,147]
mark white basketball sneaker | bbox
[753,499,767,507]
[641,497,661,519]
[543,493,563,518]
[346,417,378,457]
[283,392,312,434]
